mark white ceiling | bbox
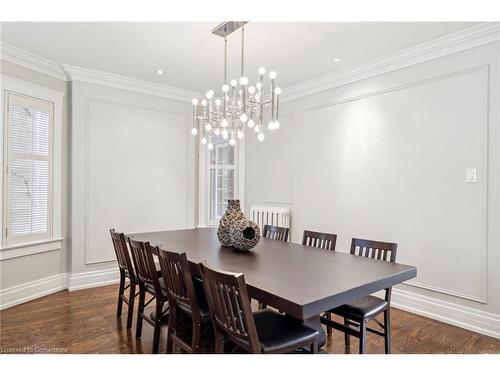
[1,22,480,92]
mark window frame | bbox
[1,74,64,251]
[197,129,245,228]
[206,140,237,226]
[3,92,54,245]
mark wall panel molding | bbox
[82,97,190,265]
[283,22,499,101]
[298,65,489,304]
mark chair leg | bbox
[117,269,125,317]
[191,318,202,353]
[326,312,332,335]
[126,282,136,329]
[214,328,224,354]
[310,338,318,354]
[166,305,177,354]
[152,301,163,354]
[384,309,391,354]
[135,288,145,339]
[344,317,351,352]
[359,319,367,354]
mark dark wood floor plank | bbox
[1,284,499,354]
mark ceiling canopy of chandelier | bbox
[191,21,281,150]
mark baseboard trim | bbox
[391,287,500,340]
[0,273,68,310]
[68,268,120,291]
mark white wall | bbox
[69,80,196,288]
[245,41,500,338]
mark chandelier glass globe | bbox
[189,23,281,148]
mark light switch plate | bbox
[465,168,477,183]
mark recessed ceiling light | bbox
[332,57,342,63]
[156,69,164,75]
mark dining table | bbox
[128,227,417,348]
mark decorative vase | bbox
[217,199,261,251]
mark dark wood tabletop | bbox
[129,228,417,320]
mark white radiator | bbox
[249,205,291,232]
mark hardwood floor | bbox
[1,284,499,354]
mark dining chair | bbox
[262,225,289,242]
[320,238,398,354]
[259,225,289,309]
[128,238,169,353]
[200,262,319,354]
[302,230,338,334]
[110,229,139,329]
[156,248,212,353]
[302,230,337,251]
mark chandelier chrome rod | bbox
[223,37,227,119]
[192,21,281,147]
[240,26,246,120]
[241,26,244,77]
[224,37,228,84]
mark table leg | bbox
[305,315,326,348]
[288,314,326,349]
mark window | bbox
[3,92,53,246]
[207,137,235,225]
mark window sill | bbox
[0,238,64,261]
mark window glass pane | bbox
[208,138,235,224]
[10,159,49,235]
[11,105,49,156]
[216,169,234,218]
[209,169,216,223]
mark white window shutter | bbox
[4,94,53,244]
[207,137,235,224]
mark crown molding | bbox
[3,22,498,103]
[1,41,68,81]
[62,64,199,102]
[282,22,500,102]
[0,42,199,102]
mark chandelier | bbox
[191,22,281,150]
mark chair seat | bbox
[253,309,319,353]
[329,295,388,319]
[177,298,211,323]
[175,277,211,322]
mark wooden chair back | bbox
[302,230,337,251]
[110,229,135,279]
[199,263,260,353]
[262,225,289,242]
[350,238,398,301]
[128,238,162,296]
[157,248,199,313]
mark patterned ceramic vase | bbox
[217,199,261,251]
